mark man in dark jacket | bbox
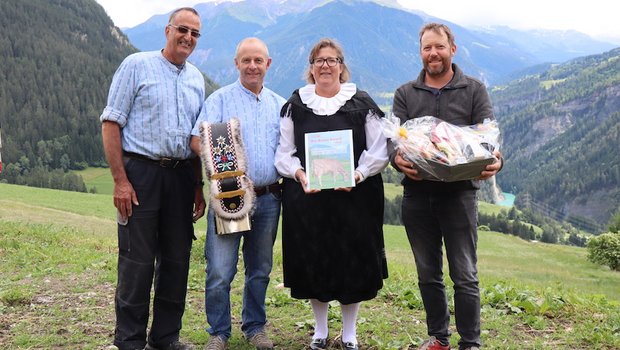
[390,23,503,350]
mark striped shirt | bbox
[191,79,285,187]
[100,51,205,160]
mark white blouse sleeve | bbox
[274,106,303,179]
[355,110,389,182]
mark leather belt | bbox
[123,151,189,169]
[254,182,282,197]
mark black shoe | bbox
[341,341,359,350]
[309,337,327,350]
[110,345,145,350]
[145,341,194,350]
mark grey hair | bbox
[168,7,199,24]
[235,37,270,59]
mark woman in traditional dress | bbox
[274,38,388,350]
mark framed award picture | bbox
[304,129,355,190]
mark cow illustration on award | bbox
[311,158,351,188]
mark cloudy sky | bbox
[95,0,620,44]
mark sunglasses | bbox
[168,24,201,38]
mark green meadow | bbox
[75,167,115,195]
[0,182,618,349]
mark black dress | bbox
[281,89,388,304]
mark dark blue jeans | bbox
[401,188,480,350]
[113,158,195,350]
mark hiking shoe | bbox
[204,336,228,350]
[418,336,450,350]
[145,341,194,350]
[247,331,274,350]
[309,337,327,350]
[106,346,143,350]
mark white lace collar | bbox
[299,83,357,116]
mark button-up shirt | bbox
[192,79,285,187]
[100,51,205,160]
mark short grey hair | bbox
[168,7,199,24]
[235,37,270,59]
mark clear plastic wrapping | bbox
[382,115,501,182]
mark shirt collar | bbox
[236,79,264,101]
[159,50,186,72]
[299,82,356,116]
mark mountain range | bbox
[0,0,618,228]
[124,0,617,104]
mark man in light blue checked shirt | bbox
[100,7,206,350]
[190,37,285,350]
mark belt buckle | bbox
[159,157,178,168]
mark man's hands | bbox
[193,186,206,222]
[478,150,503,180]
[103,121,139,222]
[394,151,423,181]
[114,178,139,221]
[395,150,503,181]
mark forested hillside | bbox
[0,0,134,169]
[493,47,620,227]
[0,0,217,189]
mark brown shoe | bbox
[247,331,274,350]
[204,336,228,350]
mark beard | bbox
[423,58,450,77]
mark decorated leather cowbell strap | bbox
[199,118,255,220]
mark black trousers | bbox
[401,188,480,349]
[113,158,195,350]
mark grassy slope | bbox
[75,167,114,195]
[1,183,619,349]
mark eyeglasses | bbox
[310,57,341,67]
[168,24,201,38]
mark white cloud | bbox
[96,0,206,28]
[95,0,620,43]
[397,0,620,43]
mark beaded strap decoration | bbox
[199,118,255,233]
